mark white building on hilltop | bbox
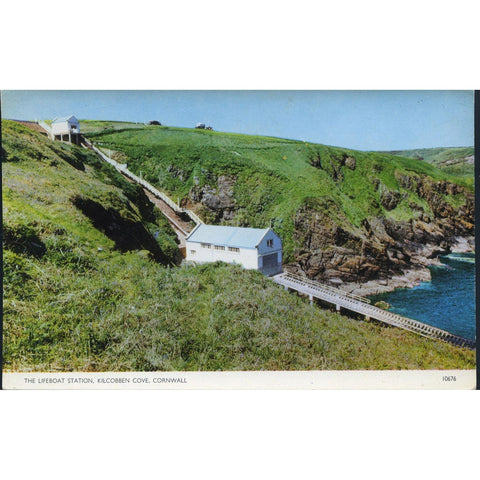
[51,115,81,144]
[185,224,283,276]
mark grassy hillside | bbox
[2,120,475,371]
[87,125,473,262]
[80,119,146,133]
[385,147,474,185]
[2,121,181,265]
[386,146,473,164]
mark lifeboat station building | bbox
[185,224,283,276]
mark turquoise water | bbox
[369,253,476,340]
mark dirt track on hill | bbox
[13,120,49,135]
[142,189,195,248]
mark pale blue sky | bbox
[1,90,474,151]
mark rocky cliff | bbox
[181,161,474,295]
[289,174,474,294]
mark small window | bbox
[267,239,274,248]
[214,245,225,251]
[201,243,211,249]
[190,250,196,255]
[228,247,240,253]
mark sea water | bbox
[369,253,476,340]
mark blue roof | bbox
[186,224,269,249]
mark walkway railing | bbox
[38,121,53,138]
[285,273,371,304]
[90,144,203,225]
[273,272,475,349]
[184,209,203,226]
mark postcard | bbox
[1,90,476,389]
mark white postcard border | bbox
[3,369,475,390]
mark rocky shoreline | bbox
[287,169,475,298]
[337,236,474,297]
[338,267,433,296]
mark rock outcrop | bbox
[188,174,237,222]
[287,174,474,293]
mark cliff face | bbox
[290,174,474,290]
[183,158,474,288]
[186,174,237,222]
[182,156,474,285]
[183,170,474,290]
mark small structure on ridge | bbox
[185,224,283,276]
[51,115,81,144]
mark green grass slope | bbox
[80,119,146,133]
[2,120,475,371]
[2,120,181,265]
[385,146,473,165]
[87,124,473,262]
[385,146,474,185]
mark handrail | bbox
[273,273,475,349]
[90,143,204,225]
[38,121,52,137]
[284,273,371,304]
[184,209,204,225]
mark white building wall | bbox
[186,242,259,269]
[52,118,80,135]
[52,122,68,135]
